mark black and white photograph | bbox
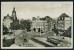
[1,2,73,49]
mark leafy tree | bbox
[3,25,8,35]
[10,19,32,31]
[20,19,32,31]
[10,21,20,30]
[20,19,26,29]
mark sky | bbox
[1,2,73,20]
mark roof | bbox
[3,13,18,21]
[58,13,70,20]
[32,16,50,20]
[3,14,13,21]
[59,13,70,18]
[32,16,55,23]
[40,16,51,20]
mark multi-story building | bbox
[3,7,17,30]
[3,14,13,29]
[31,16,55,33]
[47,17,56,31]
[57,13,71,34]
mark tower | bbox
[12,7,17,21]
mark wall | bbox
[64,17,71,30]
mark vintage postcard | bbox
[1,1,73,49]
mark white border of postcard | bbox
[1,1,73,49]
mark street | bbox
[3,30,71,47]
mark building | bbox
[31,16,48,33]
[3,14,13,29]
[57,13,71,34]
[47,17,56,31]
[31,16,55,34]
[3,7,17,30]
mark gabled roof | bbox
[58,13,70,20]
[59,13,70,18]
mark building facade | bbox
[3,7,17,30]
[47,17,56,31]
[57,13,71,34]
[31,16,55,33]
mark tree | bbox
[20,19,32,31]
[3,25,8,35]
[26,19,32,31]
[10,21,20,30]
